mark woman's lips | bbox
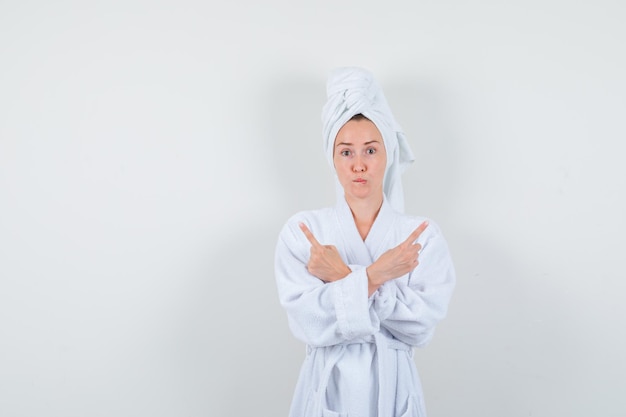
[354,178,366,183]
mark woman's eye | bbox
[366,148,376,155]
[341,150,351,157]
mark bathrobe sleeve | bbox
[371,220,456,347]
[275,217,381,347]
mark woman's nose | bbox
[353,157,366,172]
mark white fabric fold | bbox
[321,67,415,213]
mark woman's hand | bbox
[366,221,428,293]
[300,223,351,283]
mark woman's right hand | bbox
[299,222,351,283]
[366,221,429,292]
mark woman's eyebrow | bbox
[335,140,381,147]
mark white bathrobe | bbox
[275,197,456,417]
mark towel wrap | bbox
[321,67,415,214]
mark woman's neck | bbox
[346,194,384,240]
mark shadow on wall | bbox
[383,79,463,221]
[382,77,588,415]
[169,74,337,416]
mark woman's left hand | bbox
[299,223,351,282]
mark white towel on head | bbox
[321,67,415,213]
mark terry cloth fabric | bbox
[321,67,415,213]
[275,197,457,417]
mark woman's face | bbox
[333,118,387,203]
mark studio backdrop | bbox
[1,1,624,416]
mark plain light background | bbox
[1,1,624,416]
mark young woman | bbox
[275,67,455,417]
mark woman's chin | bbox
[345,188,382,202]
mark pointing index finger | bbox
[299,222,321,247]
[404,220,429,245]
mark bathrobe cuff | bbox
[372,282,397,321]
[332,265,372,340]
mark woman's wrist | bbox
[335,264,351,281]
[366,265,383,293]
